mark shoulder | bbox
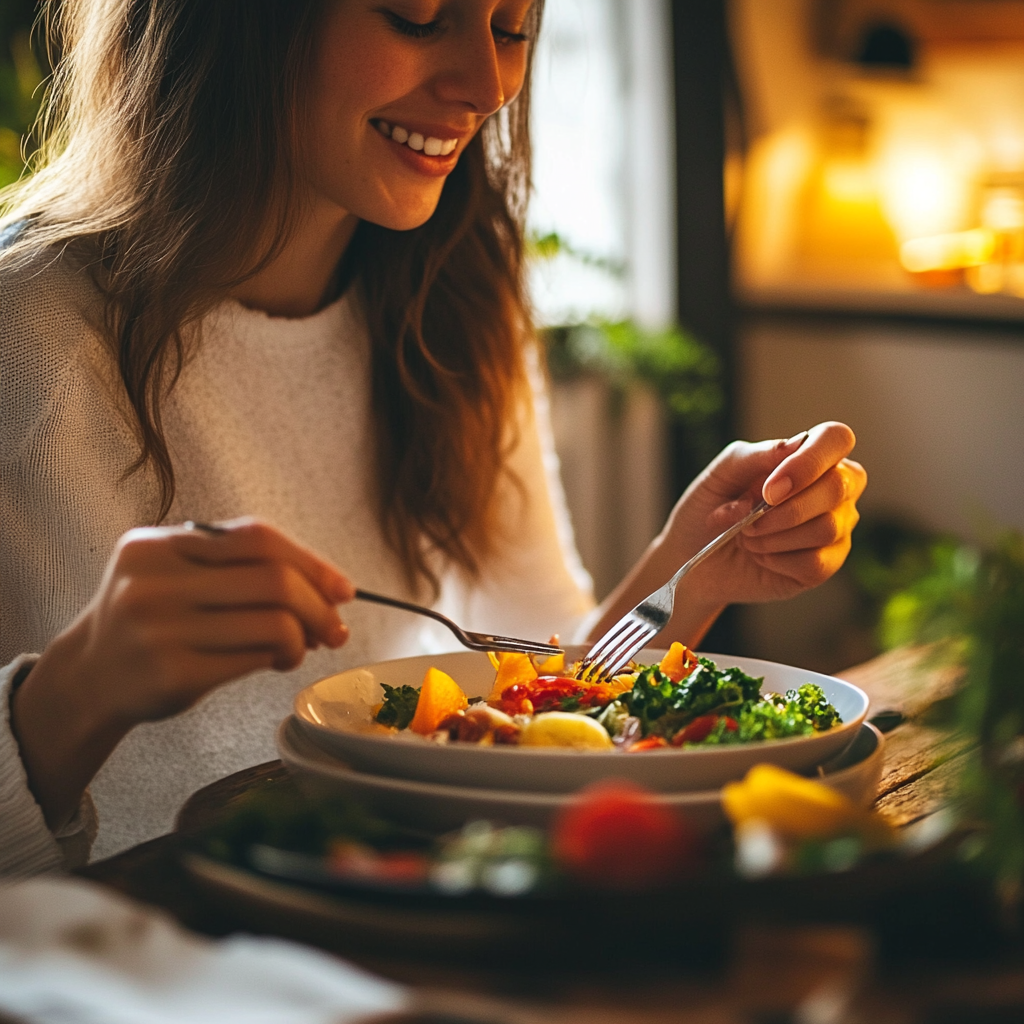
[0,241,108,460]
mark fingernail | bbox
[333,578,355,603]
[328,621,349,646]
[765,476,792,505]
[785,430,809,449]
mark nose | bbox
[433,23,507,117]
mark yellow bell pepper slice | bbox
[722,763,893,843]
[485,651,539,703]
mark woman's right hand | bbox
[11,518,353,829]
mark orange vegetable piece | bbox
[658,642,699,682]
[408,667,469,735]
[486,652,538,703]
[535,635,566,675]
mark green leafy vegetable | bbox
[725,685,838,743]
[621,663,841,745]
[623,659,763,738]
[375,683,420,729]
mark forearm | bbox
[586,529,724,650]
[10,621,129,832]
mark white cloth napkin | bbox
[0,876,408,1024]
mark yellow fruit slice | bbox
[486,652,538,703]
[518,711,614,750]
[722,763,891,842]
[408,667,469,735]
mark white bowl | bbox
[293,648,870,794]
[278,715,885,836]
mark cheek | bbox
[312,20,422,129]
[499,49,529,108]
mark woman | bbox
[0,0,865,874]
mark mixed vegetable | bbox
[372,643,842,751]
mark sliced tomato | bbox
[671,714,719,746]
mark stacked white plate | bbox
[281,648,881,836]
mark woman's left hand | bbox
[665,420,866,610]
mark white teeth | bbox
[377,120,457,157]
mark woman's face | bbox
[306,0,535,231]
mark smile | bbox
[373,119,458,157]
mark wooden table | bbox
[78,648,1024,1023]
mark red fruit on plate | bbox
[550,780,697,889]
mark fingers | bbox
[707,431,810,499]
[745,535,853,591]
[110,523,351,649]
[189,563,349,648]
[174,609,312,670]
[171,518,354,604]
[762,421,856,506]
[746,459,866,545]
[742,499,860,557]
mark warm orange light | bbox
[899,229,995,273]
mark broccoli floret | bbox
[788,683,843,731]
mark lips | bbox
[372,118,460,157]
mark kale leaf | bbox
[375,683,420,729]
[623,658,764,738]
[686,683,843,745]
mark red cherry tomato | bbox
[671,714,719,745]
[550,781,697,888]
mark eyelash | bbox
[384,12,441,38]
[383,11,529,45]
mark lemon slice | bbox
[518,711,613,750]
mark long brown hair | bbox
[0,0,544,594]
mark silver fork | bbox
[181,522,561,658]
[577,499,771,681]
[354,589,562,657]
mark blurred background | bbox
[527,0,1024,671]
[2,0,1022,671]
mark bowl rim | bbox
[278,715,884,805]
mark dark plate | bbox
[181,829,1006,970]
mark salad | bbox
[373,642,842,752]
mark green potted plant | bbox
[881,531,1024,910]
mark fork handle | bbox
[666,499,771,591]
[354,588,453,628]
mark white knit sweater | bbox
[0,253,594,874]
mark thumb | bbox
[702,431,808,532]
[706,431,810,499]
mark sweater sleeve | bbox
[454,344,597,645]
[0,252,128,876]
[0,656,98,876]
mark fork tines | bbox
[577,616,657,682]
[476,635,563,657]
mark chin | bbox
[359,190,445,233]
